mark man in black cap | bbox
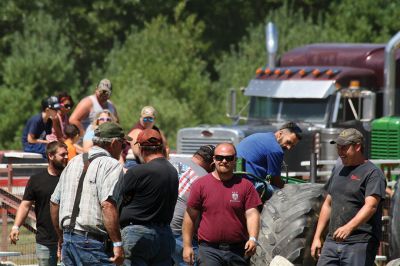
[114,128,178,265]
[169,145,215,266]
[311,128,386,266]
[22,96,61,158]
[236,122,302,200]
[50,122,130,265]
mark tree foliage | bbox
[0,12,78,148]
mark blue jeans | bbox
[61,232,113,266]
[317,238,379,266]
[121,224,175,266]
[36,243,58,266]
[172,233,198,266]
[198,243,249,266]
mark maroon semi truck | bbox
[177,38,400,174]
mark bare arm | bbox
[182,207,200,265]
[27,133,49,144]
[311,194,332,259]
[244,207,260,257]
[9,200,33,244]
[333,195,380,241]
[69,97,92,136]
[50,201,63,240]
[101,198,124,265]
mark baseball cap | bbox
[194,145,215,164]
[94,122,132,141]
[135,129,162,146]
[42,96,61,110]
[330,128,364,145]
[97,78,112,92]
[141,106,156,118]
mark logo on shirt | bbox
[230,191,240,202]
[350,174,360,181]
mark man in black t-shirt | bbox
[9,141,68,266]
[114,128,178,265]
[311,128,386,266]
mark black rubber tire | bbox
[390,180,400,260]
[251,183,325,266]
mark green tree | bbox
[0,12,78,149]
[103,12,214,148]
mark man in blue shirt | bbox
[22,96,61,158]
[237,122,302,200]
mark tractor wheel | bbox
[251,183,325,266]
[390,180,400,260]
[387,258,400,266]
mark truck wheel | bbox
[251,183,325,266]
[390,180,400,260]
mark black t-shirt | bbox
[23,170,60,245]
[116,157,178,225]
[324,161,386,243]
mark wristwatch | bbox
[249,236,258,245]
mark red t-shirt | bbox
[187,173,262,243]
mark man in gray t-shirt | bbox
[170,145,215,266]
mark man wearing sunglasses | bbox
[311,128,386,266]
[69,78,119,136]
[236,122,302,201]
[183,143,262,266]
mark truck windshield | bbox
[248,96,330,123]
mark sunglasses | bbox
[143,117,154,123]
[98,117,112,122]
[61,103,73,109]
[99,90,111,97]
[214,155,235,162]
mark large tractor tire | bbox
[252,183,325,266]
[390,180,400,260]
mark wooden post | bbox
[1,207,8,260]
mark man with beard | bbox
[183,143,262,266]
[236,122,302,200]
[9,141,68,266]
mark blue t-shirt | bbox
[22,113,52,148]
[236,132,283,180]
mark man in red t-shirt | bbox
[182,143,262,266]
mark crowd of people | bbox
[11,77,387,266]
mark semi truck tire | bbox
[251,183,325,266]
[390,180,400,260]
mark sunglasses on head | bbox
[214,155,235,162]
[143,117,154,123]
[98,117,112,122]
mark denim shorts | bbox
[35,243,58,266]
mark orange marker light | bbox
[299,69,306,76]
[312,69,321,76]
[256,68,263,75]
[284,69,292,75]
[274,69,281,75]
[265,68,272,75]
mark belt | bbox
[199,240,245,252]
[64,229,107,242]
[121,221,168,229]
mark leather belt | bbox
[64,229,107,242]
[199,240,246,252]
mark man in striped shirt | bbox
[170,145,215,266]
